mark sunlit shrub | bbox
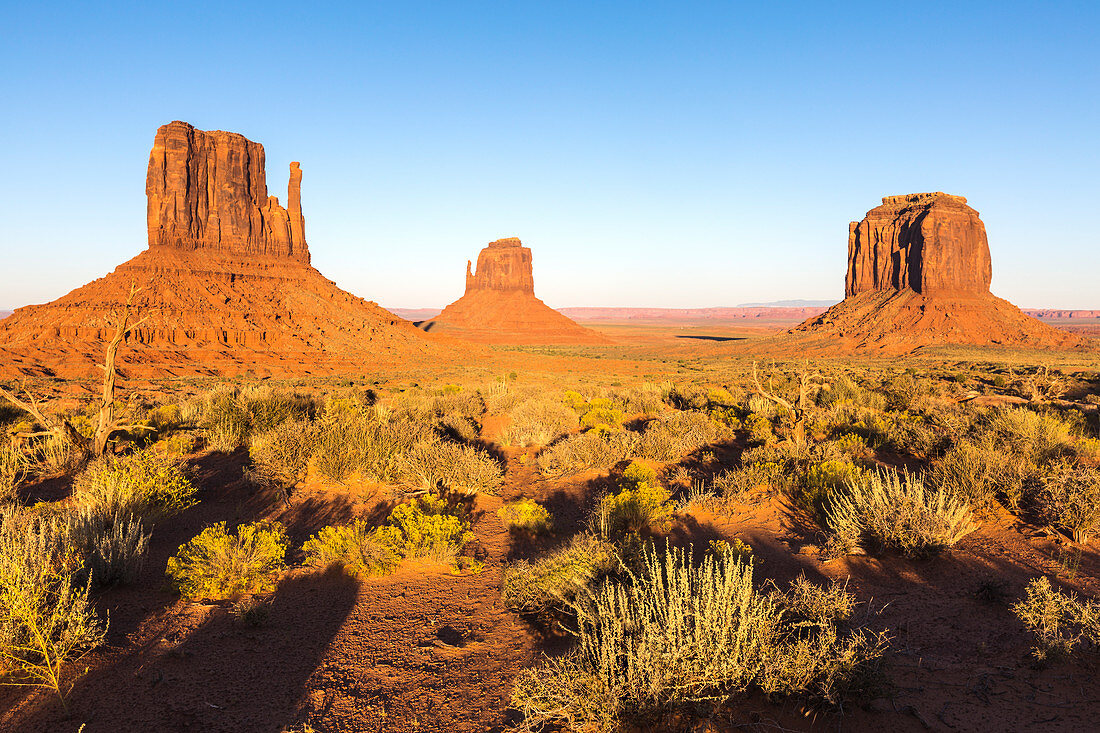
[303,519,400,577]
[638,410,726,461]
[399,440,503,496]
[537,430,638,476]
[167,521,288,600]
[497,499,553,534]
[595,462,671,540]
[73,450,196,521]
[384,495,474,564]
[580,407,625,433]
[248,418,319,491]
[501,399,577,447]
[501,533,616,615]
[1012,576,1100,661]
[826,469,976,558]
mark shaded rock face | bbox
[845,193,991,297]
[464,238,534,294]
[146,121,309,263]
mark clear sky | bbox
[2,1,1097,310]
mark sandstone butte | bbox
[0,121,440,378]
[423,238,608,344]
[790,192,1089,353]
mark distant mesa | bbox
[423,238,607,344]
[0,121,438,377]
[791,192,1088,352]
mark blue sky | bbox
[3,1,1097,309]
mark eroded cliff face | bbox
[464,238,535,294]
[145,121,309,263]
[845,193,991,297]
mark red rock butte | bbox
[424,238,607,344]
[0,121,439,377]
[791,192,1087,352]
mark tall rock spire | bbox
[145,121,310,263]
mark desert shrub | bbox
[0,444,27,502]
[166,521,288,600]
[302,519,400,577]
[501,533,617,615]
[712,463,776,501]
[580,406,624,433]
[826,469,976,558]
[29,433,82,476]
[383,495,474,564]
[638,410,726,462]
[0,507,106,709]
[511,542,887,731]
[312,404,425,483]
[537,430,638,476]
[501,399,577,447]
[1034,461,1100,543]
[986,407,1074,462]
[928,435,1032,513]
[775,575,853,623]
[439,413,480,443]
[200,385,317,451]
[594,462,672,541]
[399,440,503,496]
[664,385,709,411]
[799,459,864,521]
[66,506,150,587]
[73,450,196,521]
[248,418,319,491]
[744,414,775,444]
[497,499,552,534]
[1012,576,1100,661]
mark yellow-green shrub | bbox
[501,534,616,615]
[166,521,288,600]
[595,462,671,540]
[580,407,624,433]
[497,499,553,534]
[302,519,399,577]
[73,450,196,521]
[385,495,474,563]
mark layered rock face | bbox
[146,121,309,262]
[426,238,606,345]
[790,193,1087,353]
[845,193,991,297]
[0,122,440,377]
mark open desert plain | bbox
[2,3,1099,732]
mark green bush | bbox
[826,469,976,558]
[1035,461,1100,543]
[580,407,624,432]
[501,533,616,615]
[497,499,553,534]
[384,495,474,564]
[200,385,317,451]
[927,435,1031,513]
[985,407,1074,462]
[303,519,400,577]
[594,462,671,540]
[775,575,854,623]
[73,450,196,521]
[166,521,288,600]
[799,459,864,521]
[511,542,887,731]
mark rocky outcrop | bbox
[789,193,1089,354]
[464,238,535,294]
[846,193,991,297]
[146,121,309,262]
[426,238,606,345]
[0,121,442,377]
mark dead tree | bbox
[751,361,826,451]
[1,282,150,459]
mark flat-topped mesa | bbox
[464,237,535,295]
[146,121,310,263]
[845,191,990,297]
